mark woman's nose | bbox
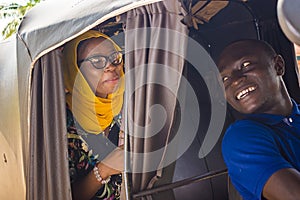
[103,63,118,72]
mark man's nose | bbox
[231,71,246,86]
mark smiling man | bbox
[217,39,300,200]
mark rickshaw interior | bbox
[91,1,300,199]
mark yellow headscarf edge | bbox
[63,30,124,134]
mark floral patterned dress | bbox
[67,107,122,199]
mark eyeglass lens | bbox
[91,52,122,69]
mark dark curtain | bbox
[124,0,188,199]
[29,49,71,199]
[261,19,300,103]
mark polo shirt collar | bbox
[245,99,300,125]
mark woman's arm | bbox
[71,161,121,200]
[71,147,124,200]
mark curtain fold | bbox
[124,0,188,199]
[29,48,71,200]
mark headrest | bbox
[277,0,300,45]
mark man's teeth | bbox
[236,86,256,100]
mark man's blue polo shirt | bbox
[222,99,300,200]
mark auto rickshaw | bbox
[0,0,299,199]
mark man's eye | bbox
[222,76,229,82]
[242,61,250,68]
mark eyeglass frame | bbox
[77,51,123,69]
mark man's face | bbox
[217,41,283,114]
[77,37,123,98]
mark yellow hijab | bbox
[63,30,124,134]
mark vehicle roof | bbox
[17,0,162,63]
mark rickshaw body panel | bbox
[0,36,25,199]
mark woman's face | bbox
[77,37,123,98]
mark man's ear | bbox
[274,55,285,76]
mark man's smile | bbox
[235,85,257,100]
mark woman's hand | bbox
[97,147,124,179]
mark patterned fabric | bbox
[67,107,122,199]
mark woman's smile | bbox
[103,76,119,84]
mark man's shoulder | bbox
[228,118,269,132]
[223,119,274,147]
[222,118,279,163]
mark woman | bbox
[63,30,125,200]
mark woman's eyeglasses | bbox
[78,52,123,69]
